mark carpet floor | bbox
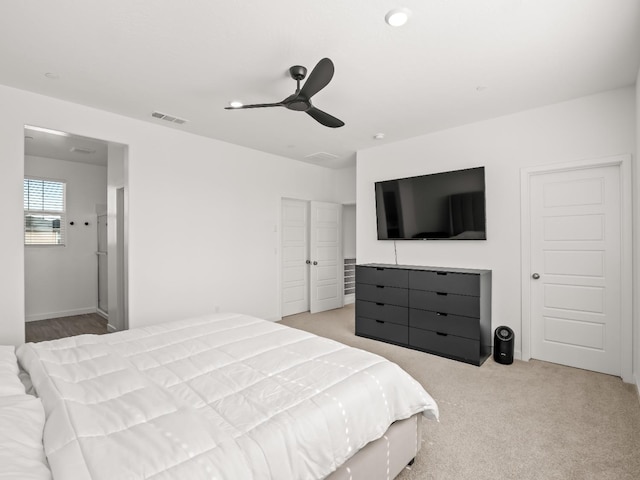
[280,304,640,480]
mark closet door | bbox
[281,199,310,316]
[529,164,621,376]
[309,201,343,314]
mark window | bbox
[24,178,66,245]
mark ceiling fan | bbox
[225,58,345,128]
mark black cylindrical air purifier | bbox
[493,326,514,365]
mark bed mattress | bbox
[17,312,438,479]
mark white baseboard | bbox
[635,373,640,404]
[96,308,109,320]
[344,294,355,305]
[107,323,117,333]
[26,307,97,322]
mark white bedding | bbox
[0,346,51,480]
[17,312,438,480]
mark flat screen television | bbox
[375,166,486,240]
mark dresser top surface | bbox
[358,263,491,275]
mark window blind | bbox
[24,178,66,245]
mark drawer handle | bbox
[436,272,448,276]
[436,332,448,336]
[376,268,385,271]
[376,285,385,289]
[375,320,385,324]
[436,312,448,317]
[436,292,448,296]
[376,303,385,306]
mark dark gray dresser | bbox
[355,263,492,366]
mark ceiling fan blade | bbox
[306,107,345,128]
[224,102,283,110]
[300,58,334,99]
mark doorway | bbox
[23,125,128,339]
[520,155,632,380]
[281,198,344,316]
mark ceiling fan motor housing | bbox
[289,65,307,81]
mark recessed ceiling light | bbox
[385,8,411,27]
[229,100,243,108]
[24,125,69,137]
[374,133,385,140]
[44,72,59,79]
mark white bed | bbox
[13,312,438,479]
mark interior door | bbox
[281,199,310,316]
[529,165,621,376]
[309,201,343,314]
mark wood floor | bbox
[25,313,109,343]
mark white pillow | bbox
[0,395,51,479]
[0,346,26,397]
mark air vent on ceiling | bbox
[305,151,339,162]
[151,111,188,125]
[70,147,96,154]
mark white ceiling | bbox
[3,0,640,169]
[24,127,109,167]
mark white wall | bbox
[357,87,636,360]
[24,155,107,321]
[343,204,356,259]
[635,70,640,392]
[0,84,355,345]
[333,165,356,204]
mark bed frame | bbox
[326,413,422,480]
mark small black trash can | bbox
[493,326,514,365]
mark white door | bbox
[281,199,310,316]
[309,201,343,313]
[529,165,621,376]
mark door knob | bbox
[313,261,318,265]
[532,273,540,279]
[306,260,311,265]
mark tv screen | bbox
[375,167,486,240]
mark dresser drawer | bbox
[409,308,480,339]
[409,290,479,318]
[409,328,480,363]
[356,266,409,288]
[356,300,408,326]
[409,270,480,296]
[356,317,408,345]
[356,283,408,307]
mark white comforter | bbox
[17,313,438,480]
[0,346,51,480]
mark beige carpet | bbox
[280,305,640,480]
